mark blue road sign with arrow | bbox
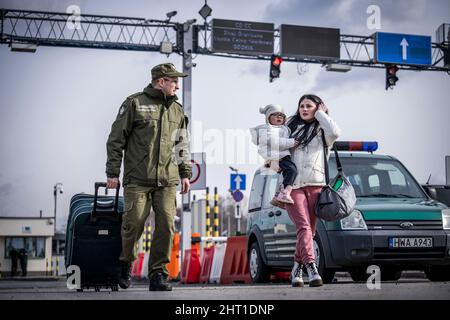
[230,174,246,191]
[375,32,432,66]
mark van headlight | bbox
[340,210,367,230]
[442,209,450,230]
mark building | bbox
[0,217,54,277]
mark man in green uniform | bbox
[106,63,192,291]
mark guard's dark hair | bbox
[287,94,325,147]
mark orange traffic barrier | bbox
[220,236,251,284]
[131,260,138,278]
[131,252,145,279]
[167,232,181,280]
[191,232,201,254]
[180,249,201,284]
[199,246,215,284]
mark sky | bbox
[0,0,449,232]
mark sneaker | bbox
[118,261,132,289]
[149,272,172,291]
[290,261,304,287]
[270,194,286,209]
[278,190,294,204]
[306,262,323,287]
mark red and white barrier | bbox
[209,242,227,283]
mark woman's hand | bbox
[317,102,328,113]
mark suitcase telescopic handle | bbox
[92,182,120,219]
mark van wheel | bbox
[350,267,402,282]
[425,266,450,281]
[314,236,336,284]
[381,268,402,281]
[249,241,271,283]
[349,268,370,282]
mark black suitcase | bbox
[65,182,124,292]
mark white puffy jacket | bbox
[291,110,341,189]
[250,124,296,161]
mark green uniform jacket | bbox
[106,85,192,187]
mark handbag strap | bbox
[320,129,342,185]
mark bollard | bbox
[147,225,152,252]
[206,187,211,237]
[143,226,147,252]
[45,258,48,276]
[56,256,59,276]
[214,187,219,237]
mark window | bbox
[329,156,426,198]
[248,173,266,211]
[5,237,46,259]
[263,173,281,208]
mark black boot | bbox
[149,272,172,291]
[118,261,132,289]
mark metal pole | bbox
[53,188,57,234]
[180,20,194,266]
[227,210,231,236]
[236,204,241,236]
[0,9,4,42]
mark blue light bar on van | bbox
[334,141,378,152]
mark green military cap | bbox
[151,63,188,80]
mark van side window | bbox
[249,173,266,212]
[263,173,281,208]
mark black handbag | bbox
[315,130,356,221]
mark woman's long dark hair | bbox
[287,94,325,148]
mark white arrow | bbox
[400,38,409,60]
[234,175,242,190]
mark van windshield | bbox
[328,157,427,199]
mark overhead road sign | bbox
[374,32,432,66]
[280,24,340,60]
[211,19,274,55]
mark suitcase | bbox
[65,182,124,292]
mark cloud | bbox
[1,0,85,12]
[262,0,448,35]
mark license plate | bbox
[389,237,433,248]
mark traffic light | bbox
[385,64,399,90]
[270,54,283,82]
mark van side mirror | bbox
[422,185,437,200]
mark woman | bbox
[286,94,341,287]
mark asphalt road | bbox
[0,272,449,300]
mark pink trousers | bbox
[286,186,323,264]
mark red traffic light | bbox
[272,56,283,66]
[270,54,283,82]
[385,64,399,90]
[387,64,399,75]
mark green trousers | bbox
[119,184,176,278]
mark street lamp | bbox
[165,10,177,22]
[229,166,239,174]
[53,183,63,234]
